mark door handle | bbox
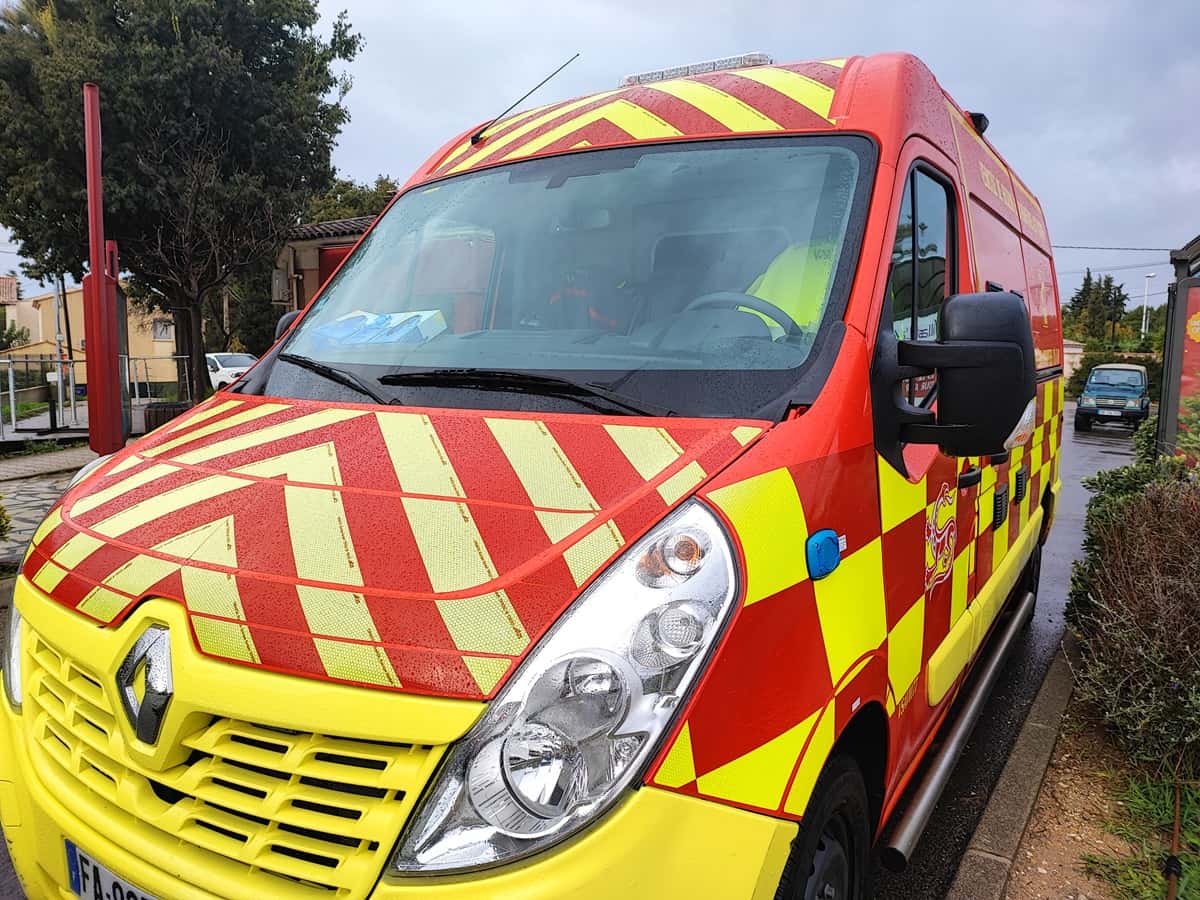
[957,465,982,489]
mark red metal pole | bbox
[82,82,124,455]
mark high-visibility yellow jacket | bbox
[745,243,837,335]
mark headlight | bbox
[4,605,21,709]
[393,500,738,874]
[1125,399,1140,409]
[1079,396,1096,407]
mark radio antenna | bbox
[470,52,580,145]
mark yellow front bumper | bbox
[0,578,795,899]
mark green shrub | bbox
[1066,351,1161,400]
[0,501,8,543]
[1178,391,1200,463]
[1067,439,1187,628]
[1132,414,1159,464]
[1071,478,1200,775]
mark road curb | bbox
[0,463,81,483]
[944,637,1077,900]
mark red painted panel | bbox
[317,245,354,292]
[1177,285,1200,458]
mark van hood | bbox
[22,396,765,699]
[1084,382,1143,399]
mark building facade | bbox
[273,216,373,311]
[7,285,180,390]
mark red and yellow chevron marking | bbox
[430,61,843,178]
[648,376,1063,820]
[22,396,765,700]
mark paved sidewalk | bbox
[3,401,89,442]
[945,643,1078,900]
[0,444,95,482]
[0,472,73,566]
[0,442,95,567]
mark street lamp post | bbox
[1141,272,1157,340]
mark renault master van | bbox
[3,52,1063,900]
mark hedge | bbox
[1069,418,1200,773]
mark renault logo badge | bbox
[116,625,173,744]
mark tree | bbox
[0,0,361,402]
[1098,275,1129,343]
[306,174,398,223]
[1085,282,1108,341]
[1066,268,1095,319]
[0,323,29,351]
[229,266,281,357]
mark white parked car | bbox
[205,352,257,390]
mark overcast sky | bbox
[4,0,1198,307]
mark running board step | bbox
[880,589,1037,871]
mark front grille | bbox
[1095,397,1127,408]
[25,628,438,898]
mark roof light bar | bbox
[621,52,774,87]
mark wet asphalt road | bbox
[873,403,1135,899]
[0,405,1133,899]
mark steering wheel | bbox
[680,291,802,337]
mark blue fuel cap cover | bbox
[806,528,842,580]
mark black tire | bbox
[1074,415,1091,432]
[1016,541,1042,631]
[775,754,872,900]
[1020,541,1042,601]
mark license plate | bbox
[66,841,159,900]
[1098,409,1121,417]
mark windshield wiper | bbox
[379,368,673,417]
[277,353,395,406]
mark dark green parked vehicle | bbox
[1074,363,1150,431]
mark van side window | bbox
[913,172,951,342]
[888,187,915,343]
[886,167,956,404]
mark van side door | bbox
[875,156,979,772]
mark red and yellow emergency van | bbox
[1,51,1063,900]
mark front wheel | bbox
[775,754,872,900]
[1074,415,1091,432]
[1020,541,1042,600]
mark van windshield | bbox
[214,354,256,369]
[278,136,873,417]
[1087,369,1144,389]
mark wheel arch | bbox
[1038,480,1056,544]
[830,700,889,836]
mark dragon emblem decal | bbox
[924,482,957,591]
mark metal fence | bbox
[0,353,193,438]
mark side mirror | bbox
[275,309,302,341]
[881,292,1036,459]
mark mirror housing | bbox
[275,309,302,341]
[876,292,1037,463]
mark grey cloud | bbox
[8,1,1197,304]
[334,0,1199,301]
